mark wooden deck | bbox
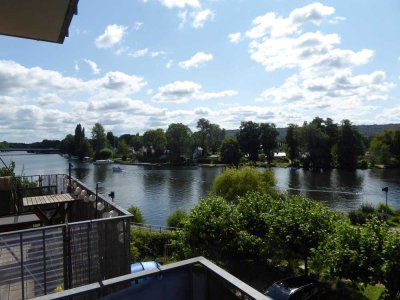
[23,194,74,207]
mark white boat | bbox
[93,159,114,165]
[112,166,123,172]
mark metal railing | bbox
[31,257,270,300]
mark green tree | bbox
[314,217,388,284]
[285,124,299,163]
[180,194,241,260]
[195,119,225,155]
[236,121,260,163]
[143,129,167,157]
[369,130,400,167]
[117,140,129,160]
[259,123,279,165]
[299,122,330,170]
[106,131,117,150]
[60,134,74,156]
[220,137,241,166]
[91,123,107,159]
[129,133,143,152]
[128,206,145,223]
[334,120,364,170]
[166,123,192,164]
[212,166,276,202]
[166,209,187,228]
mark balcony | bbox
[0,174,132,299]
[32,257,269,300]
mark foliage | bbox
[178,195,241,260]
[130,229,178,263]
[166,209,187,228]
[98,148,112,159]
[220,137,240,166]
[91,122,107,159]
[0,162,15,177]
[212,167,276,202]
[128,205,145,223]
[285,124,300,163]
[60,134,75,156]
[313,217,388,285]
[117,140,129,160]
[106,131,117,149]
[236,121,260,163]
[334,120,365,170]
[143,128,167,157]
[259,123,279,165]
[166,123,192,164]
[369,130,400,167]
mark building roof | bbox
[0,0,79,44]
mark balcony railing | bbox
[31,257,270,300]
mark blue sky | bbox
[1,0,400,142]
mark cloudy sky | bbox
[1,0,400,142]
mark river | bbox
[1,152,400,226]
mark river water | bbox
[1,152,400,225]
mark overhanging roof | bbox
[0,0,79,44]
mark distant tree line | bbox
[3,116,400,169]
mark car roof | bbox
[275,276,316,292]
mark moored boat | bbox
[93,159,114,165]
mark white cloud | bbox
[74,62,80,71]
[246,2,394,123]
[84,59,101,75]
[152,80,237,103]
[95,24,127,49]
[228,32,241,43]
[178,52,213,69]
[192,9,214,28]
[36,94,64,106]
[159,0,200,9]
[166,60,174,69]
[178,10,188,28]
[134,22,144,31]
[128,48,149,58]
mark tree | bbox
[91,123,107,158]
[334,120,364,170]
[128,206,145,223]
[298,122,330,170]
[237,121,260,163]
[212,166,276,202]
[369,130,400,167]
[180,194,241,260]
[220,137,241,166]
[166,123,192,164]
[117,140,129,160]
[129,133,143,152]
[106,131,117,150]
[143,129,166,157]
[285,124,299,163]
[259,123,279,165]
[74,124,84,157]
[195,118,225,155]
[166,209,187,228]
[60,134,74,156]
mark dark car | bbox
[263,276,325,300]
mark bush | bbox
[128,206,145,223]
[99,148,112,159]
[130,229,178,263]
[212,166,276,202]
[166,209,187,228]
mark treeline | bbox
[0,140,60,149]
[59,119,225,163]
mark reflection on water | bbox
[2,153,400,225]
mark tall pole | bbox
[68,163,72,193]
[95,182,99,219]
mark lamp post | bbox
[382,187,389,213]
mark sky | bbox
[1,0,400,142]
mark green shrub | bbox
[128,206,145,223]
[212,166,277,202]
[130,229,178,263]
[166,209,187,228]
[99,148,112,159]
